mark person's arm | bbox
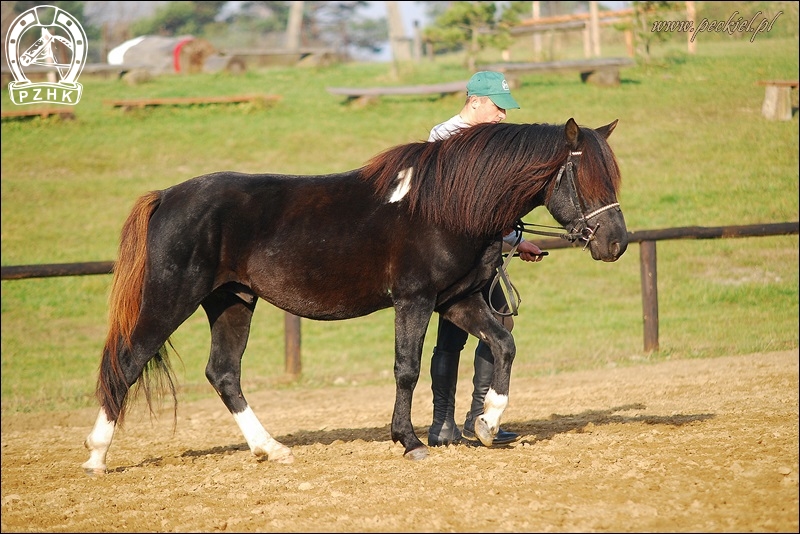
[502,229,545,262]
[502,229,521,249]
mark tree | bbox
[237,1,292,33]
[304,1,381,58]
[131,1,227,37]
[422,1,521,71]
[628,1,676,63]
[121,1,387,58]
[5,1,103,62]
[386,1,410,62]
[285,1,303,50]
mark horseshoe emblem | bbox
[5,5,87,105]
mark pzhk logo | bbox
[5,5,87,105]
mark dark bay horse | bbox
[83,118,628,474]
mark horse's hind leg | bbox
[202,286,294,464]
[83,405,118,475]
[83,318,184,476]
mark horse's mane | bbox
[359,121,621,238]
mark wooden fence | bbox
[2,222,797,374]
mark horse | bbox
[82,118,628,474]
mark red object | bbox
[173,38,193,72]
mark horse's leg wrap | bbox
[82,409,116,476]
[233,407,294,464]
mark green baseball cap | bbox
[466,71,520,110]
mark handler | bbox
[426,71,546,447]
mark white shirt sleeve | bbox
[428,115,469,142]
[503,229,522,246]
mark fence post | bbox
[639,240,659,352]
[284,313,301,377]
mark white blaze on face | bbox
[389,167,414,203]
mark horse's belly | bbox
[255,285,392,321]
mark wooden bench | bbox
[105,94,282,112]
[757,80,798,121]
[220,47,338,69]
[1,64,149,88]
[1,108,75,121]
[327,80,468,105]
[479,57,635,87]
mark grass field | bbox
[1,35,797,414]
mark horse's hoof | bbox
[82,466,107,477]
[403,446,429,461]
[268,447,295,464]
[474,417,495,448]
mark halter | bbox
[552,150,620,249]
[490,150,620,317]
[515,150,620,250]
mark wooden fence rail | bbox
[530,221,799,352]
[2,222,797,372]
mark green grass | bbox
[2,37,798,414]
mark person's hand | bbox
[517,240,546,262]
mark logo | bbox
[5,5,87,105]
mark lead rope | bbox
[488,157,572,317]
[488,230,523,317]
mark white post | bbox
[532,1,542,61]
[686,1,697,54]
[589,1,601,57]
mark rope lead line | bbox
[489,227,523,317]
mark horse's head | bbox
[545,118,628,262]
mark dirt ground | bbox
[1,349,798,533]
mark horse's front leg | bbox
[391,300,434,460]
[442,292,516,447]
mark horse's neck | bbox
[515,167,556,225]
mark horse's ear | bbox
[565,118,580,149]
[596,119,619,139]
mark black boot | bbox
[462,341,519,446]
[428,348,462,446]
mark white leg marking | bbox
[82,409,116,475]
[233,407,294,464]
[474,389,509,447]
[482,388,509,428]
[388,167,414,203]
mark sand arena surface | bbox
[1,350,798,532]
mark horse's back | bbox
[142,169,492,321]
[145,170,397,319]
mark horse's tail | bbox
[97,190,177,427]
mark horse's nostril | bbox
[613,240,627,258]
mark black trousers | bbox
[435,279,510,353]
